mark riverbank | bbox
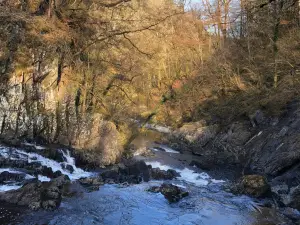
[163,100,300,219]
[1,109,300,224]
[0,136,299,224]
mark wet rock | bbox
[0,171,26,184]
[191,147,205,156]
[100,160,151,184]
[73,150,103,170]
[53,170,62,178]
[65,164,74,174]
[41,200,57,210]
[100,170,119,181]
[250,110,265,127]
[147,186,161,193]
[271,184,290,206]
[281,207,300,222]
[288,185,300,210]
[189,159,215,171]
[0,175,70,210]
[150,168,179,180]
[41,148,64,163]
[79,177,104,191]
[40,166,54,178]
[126,160,150,182]
[271,169,300,189]
[51,175,70,187]
[233,175,270,198]
[148,183,189,203]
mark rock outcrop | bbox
[170,101,300,209]
[98,160,151,184]
[74,116,124,168]
[150,168,179,180]
[0,175,70,210]
[148,183,189,203]
[232,175,270,198]
[79,177,104,191]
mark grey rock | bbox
[0,175,70,210]
[151,168,180,180]
[289,185,300,210]
[148,183,189,203]
[232,175,270,198]
[278,126,289,137]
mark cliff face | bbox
[168,100,300,210]
[0,70,125,166]
[171,101,300,181]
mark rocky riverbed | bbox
[0,139,299,225]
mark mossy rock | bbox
[232,175,270,198]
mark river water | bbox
[0,132,297,225]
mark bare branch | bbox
[74,11,183,56]
[98,0,131,8]
[123,34,153,58]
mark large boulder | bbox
[0,175,70,210]
[0,171,26,184]
[126,160,150,182]
[150,168,179,180]
[100,170,120,183]
[174,121,218,145]
[99,160,151,184]
[189,159,216,171]
[271,184,290,206]
[73,115,124,167]
[128,146,155,157]
[288,185,300,210]
[247,132,300,176]
[220,122,252,147]
[246,102,300,176]
[232,175,270,198]
[148,183,189,203]
[79,177,104,191]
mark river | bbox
[0,131,296,225]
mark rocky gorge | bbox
[165,100,300,219]
[1,101,300,224]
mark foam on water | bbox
[0,168,35,180]
[149,147,159,152]
[171,183,187,189]
[23,142,46,150]
[0,184,22,192]
[16,149,93,180]
[61,150,75,165]
[38,175,51,182]
[143,123,172,134]
[147,161,174,171]
[155,145,180,154]
[146,161,224,186]
[19,182,261,225]
[0,146,94,183]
